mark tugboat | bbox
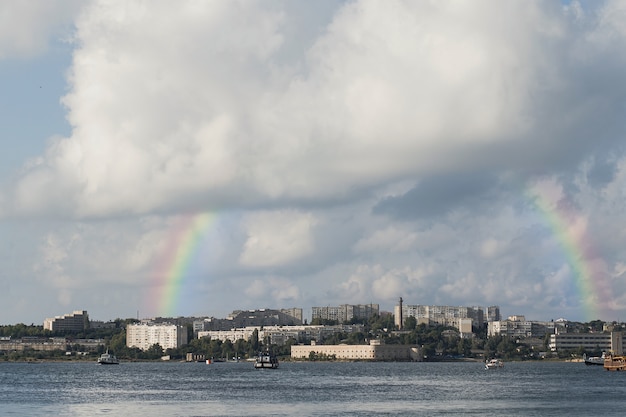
[97,350,119,365]
[254,350,279,369]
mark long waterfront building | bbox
[291,340,422,361]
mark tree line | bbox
[0,316,615,362]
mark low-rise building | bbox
[198,324,366,346]
[291,340,422,361]
[548,331,625,353]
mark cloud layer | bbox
[2,0,626,323]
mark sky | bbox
[2,0,626,325]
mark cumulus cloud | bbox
[4,1,626,323]
[4,0,626,218]
[0,0,83,59]
[239,210,316,268]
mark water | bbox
[0,360,623,416]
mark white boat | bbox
[485,358,504,369]
[583,353,605,366]
[254,351,279,369]
[97,351,119,365]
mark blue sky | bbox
[2,0,626,325]
[0,40,71,177]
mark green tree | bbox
[250,329,259,352]
[146,343,164,358]
[404,316,417,330]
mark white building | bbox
[548,331,624,354]
[291,340,422,361]
[126,323,188,351]
[198,328,257,343]
[197,324,366,346]
[488,316,556,338]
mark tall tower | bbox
[398,297,403,330]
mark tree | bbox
[404,316,417,331]
[146,343,164,358]
[250,329,259,352]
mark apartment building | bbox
[395,304,485,329]
[126,323,188,351]
[194,308,303,332]
[311,304,379,323]
[198,324,366,346]
[488,316,556,338]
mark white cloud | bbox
[239,210,316,268]
[353,226,417,254]
[4,1,626,323]
[245,277,300,303]
[7,0,626,217]
[0,0,83,59]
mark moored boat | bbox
[97,351,119,365]
[583,353,605,366]
[254,351,279,369]
[485,358,504,369]
[604,353,626,371]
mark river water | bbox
[0,360,623,416]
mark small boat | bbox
[603,353,626,371]
[97,351,119,365]
[485,358,504,370]
[254,351,279,369]
[583,352,605,366]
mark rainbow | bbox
[528,183,611,321]
[148,212,216,317]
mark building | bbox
[395,304,484,330]
[488,316,556,338]
[484,306,501,322]
[197,324,366,346]
[43,310,89,332]
[126,323,188,351]
[198,328,258,343]
[291,340,422,361]
[311,304,379,323]
[193,308,303,332]
[0,337,68,352]
[548,331,625,353]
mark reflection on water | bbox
[0,361,624,416]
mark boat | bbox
[485,358,504,369]
[583,352,605,366]
[603,353,626,371]
[254,351,279,369]
[97,351,119,365]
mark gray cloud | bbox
[3,1,626,323]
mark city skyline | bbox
[35,301,608,329]
[3,1,626,325]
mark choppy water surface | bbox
[0,360,623,416]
